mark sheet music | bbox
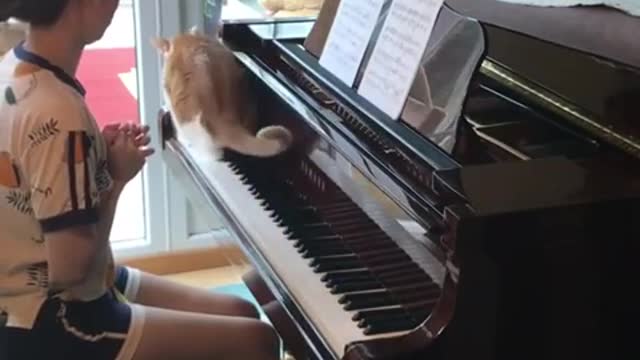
[357,0,445,119]
[319,0,385,86]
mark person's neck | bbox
[23,25,85,77]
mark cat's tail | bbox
[222,125,293,157]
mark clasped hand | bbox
[102,123,155,184]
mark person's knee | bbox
[229,297,261,319]
[249,321,280,355]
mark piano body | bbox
[159,1,640,359]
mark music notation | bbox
[358,0,444,119]
[319,0,386,86]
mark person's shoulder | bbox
[13,71,91,130]
[24,71,86,113]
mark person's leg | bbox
[122,267,260,319]
[131,305,280,360]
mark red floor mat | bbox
[76,47,139,129]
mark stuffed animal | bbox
[0,19,27,59]
[260,0,324,17]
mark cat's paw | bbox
[257,125,293,151]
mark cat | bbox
[152,27,293,159]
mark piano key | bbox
[353,300,438,323]
[358,311,417,329]
[363,317,421,335]
[313,257,365,273]
[342,292,395,310]
[195,152,439,357]
[330,280,383,294]
[322,270,375,284]
[301,246,354,258]
[309,254,359,267]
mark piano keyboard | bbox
[188,147,442,357]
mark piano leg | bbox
[242,270,311,360]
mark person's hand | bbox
[107,131,154,185]
[102,122,151,148]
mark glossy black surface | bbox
[434,156,640,216]
[481,23,640,146]
[161,7,640,359]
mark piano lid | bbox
[446,0,640,69]
[445,0,640,158]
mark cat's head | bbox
[152,26,205,58]
[151,28,213,121]
[151,27,234,122]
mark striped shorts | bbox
[2,266,145,360]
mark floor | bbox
[163,264,252,288]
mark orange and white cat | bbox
[152,27,293,159]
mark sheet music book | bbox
[357,0,445,119]
[318,0,386,86]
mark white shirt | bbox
[0,49,113,330]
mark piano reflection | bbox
[159,0,640,359]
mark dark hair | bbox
[0,0,70,27]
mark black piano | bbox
[159,0,640,359]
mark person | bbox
[0,0,280,359]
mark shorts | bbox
[3,266,145,360]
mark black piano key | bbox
[330,280,383,294]
[284,223,333,237]
[353,306,408,322]
[300,246,353,258]
[313,257,365,273]
[357,311,415,329]
[309,254,359,268]
[229,157,443,329]
[353,299,438,322]
[294,238,346,250]
[322,270,374,284]
[342,292,396,310]
[363,317,421,335]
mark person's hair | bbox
[0,0,70,27]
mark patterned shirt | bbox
[0,48,113,330]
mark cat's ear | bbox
[151,37,171,54]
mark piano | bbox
[159,0,640,359]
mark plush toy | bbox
[0,19,27,58]
[260,0,324,17]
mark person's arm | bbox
[97,122,150,243]
[96,180,125,243]
[20,99,109,295]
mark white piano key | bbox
[187,149,413,358]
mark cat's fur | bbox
[152,27,293,159]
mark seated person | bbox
[0,0,279,359]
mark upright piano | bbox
[159,0,640,359]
